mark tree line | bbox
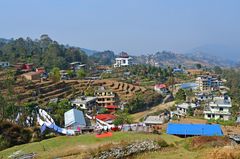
[0,35,88,70]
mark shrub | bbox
[157,139,169,147]
[0,121,32,150]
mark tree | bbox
[67,70,75,78]
[50,67,61,82]
[187,106,194,116]
[213,66,222,74]
[47,99,71,126]
[175,89,186,102]
[185,89,195,102]
[98,108,108,114]
[113,110,133,126]
[195,63,202,69]
[0,93,7,121]
[76,69,86,79]
[166,76,175,91]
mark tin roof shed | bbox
[64,109,86,128]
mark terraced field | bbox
[0,70,148,105]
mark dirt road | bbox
[131,101,175,122]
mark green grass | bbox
[134,146,208,159]
[160,133,183,145]
[134,135,210,159]
[0,132,162,159]
[0,132,214,159]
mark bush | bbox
[0,121,32,150]
[207,118,236,126]
[157,139,169,147]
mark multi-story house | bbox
[95,87,116,107]
[204,96,232,121]
[196,75,222,91]
[114,52,133,67]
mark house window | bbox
[123,60,126,64]
[220,115,223,119]
[219,107,223,111]
[208,114,211,118]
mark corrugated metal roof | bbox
[166,123,223,136]
[64,109,86,127]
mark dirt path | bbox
[131,101,175,122]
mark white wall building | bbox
[0,62,10,68]
[204,96,232,121]
[114,52,132,67]
[176,103,199,115]
[71,96,97,110]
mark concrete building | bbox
[95,87,116,107]
[71,96,97,110]
[64,109,86,131]
[144,114,167,126]
[70,61,86,70]
[114,52,132,67]
[0,61,10,68]
[204,96,232,121]
[196,75,222,92]
[21,71,41,81]
[176,103,199,116]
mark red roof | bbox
[36,68,45,73]
[96,114,116,122]
[155,84,167,89]
[105,105,118,109]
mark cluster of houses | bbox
[0,61,88,81]
[152,71,232,126]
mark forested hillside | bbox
[0,35,88,70]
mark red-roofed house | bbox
[105,105,119,113]
[22,63,34,72]
[36,67,45,73]
[96,114,116,124]
[154,84,168,94]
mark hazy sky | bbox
[0,0,240,55]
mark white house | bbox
[70,61,86,70]
[144,112,170,126]
[204,96,232,121]
[0,62,10,68]
[64,109,86,131]
[70,96,97,110]
[176,103,199,116]
[114,52,132,67]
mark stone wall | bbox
[92,140,163,159]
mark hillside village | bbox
[1,44,240,158]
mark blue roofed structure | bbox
[166,123,223,136]
[180,82,198,90]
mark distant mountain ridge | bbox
[134,51,237,67]
[0,36,238,68]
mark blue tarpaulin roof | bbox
[166,123,223,136]
[181,82,198,90]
